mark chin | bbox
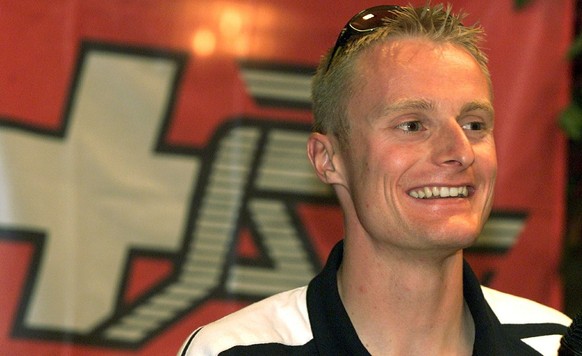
[426,225,481,251]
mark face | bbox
[318,38,496,254]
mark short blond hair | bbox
[311,3,489,147]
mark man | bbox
[179,4,571,355]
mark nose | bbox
[432,121,475,168]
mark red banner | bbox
[0,0,572,354]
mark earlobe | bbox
[307,132,342,185]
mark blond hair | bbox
[311,3,489,147]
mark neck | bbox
[338,238,475,355]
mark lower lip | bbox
[409,196,472,205]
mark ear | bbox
[307,132,345,185]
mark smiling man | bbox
[179,4,570,355]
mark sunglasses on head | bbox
[324,5,403,73]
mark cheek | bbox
[344,131,416,189]
[378,147,420,188]
[475,144,497,181]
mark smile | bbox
[408,186,469,199]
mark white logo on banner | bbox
[0,48,198,332]
[0,43,334,347]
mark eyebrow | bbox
[380,99,434,115]
[375,98,494,118]
[459,101,495,117]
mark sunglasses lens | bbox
[324,5,402,73]
[350,5,401,31]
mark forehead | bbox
[350,37,491,109]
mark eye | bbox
[396,121,424,132]
[462,121,485,131]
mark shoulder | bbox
[178,286,312,356]
[482,286,571,326]
[482,286,571,356]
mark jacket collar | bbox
[306,240,540,355]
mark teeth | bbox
[441,187,450,197]
[424,187,432,198]
[408,186,469,199]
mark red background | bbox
[0,0,573,354]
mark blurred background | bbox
[563,0,582,320]
[0,0,579,354]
